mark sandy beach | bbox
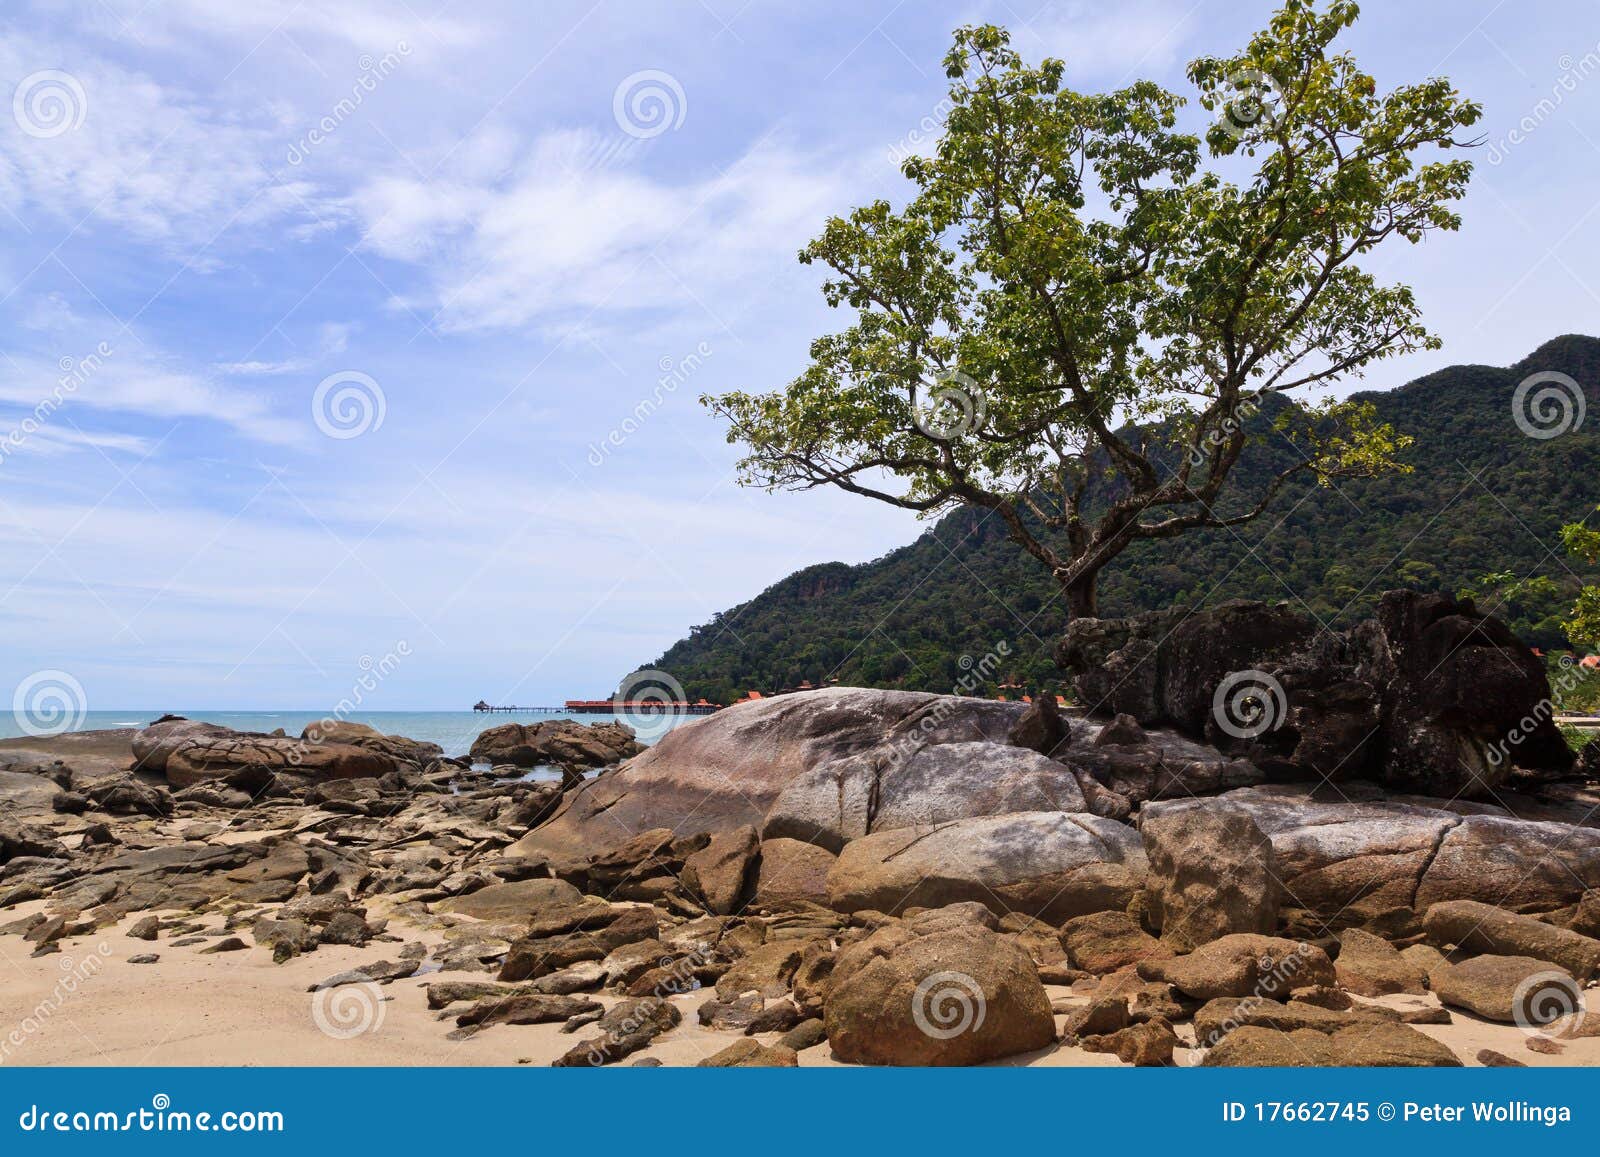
[4,889,1597,1069]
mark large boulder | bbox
[1202,1023,1461,1067]
[763,741,1091,851]
[164,736,393,788]
[1169,787,1600,926]
[513,687,1238,872]
[1140,802,1282,950]
[681,824,758,915]
[513,689,1036,865]
[1422,901,1600,981]
[0,770,65,812]
[1334,928,1427,997]
[752,838,836,907]
[131,718,236,773]
[1058,591,1572,796]
[1428,955,1577,1023]
[826,812,1146,923]
[299,721,442,767]
[469,720,642,770]
[1138,934,1335,1001]
[824,925,1055,1065]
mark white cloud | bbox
[0,32,336,249]
[0,346,302,444]
[350,128,860,333]
[1021,1,1195,80]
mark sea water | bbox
[0,709,692,760]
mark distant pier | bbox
[473,698,721,716]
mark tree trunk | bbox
[1065,574,1098,620]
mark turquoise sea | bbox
[0,710,692,759]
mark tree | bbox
[1561,514,1600,649]
[704,1,1480,618]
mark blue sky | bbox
[0,0,1597,711]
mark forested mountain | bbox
[643,336,1600,703]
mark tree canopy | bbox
[705,0,1481,616]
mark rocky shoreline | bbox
[3,593,1599,1067]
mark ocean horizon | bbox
[0,709,691,759]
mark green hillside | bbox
[645,336,1600,703]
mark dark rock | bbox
[552,998,680,1066]
[779,1017,828,1051]
[1477,1048,1527,1067]
[1007,694,1068,756]
[1058,591,1573,796]
[199,937,248,954]
[469,720,641,771]
[1094,713,1148,748]
[454,994,602,1028]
